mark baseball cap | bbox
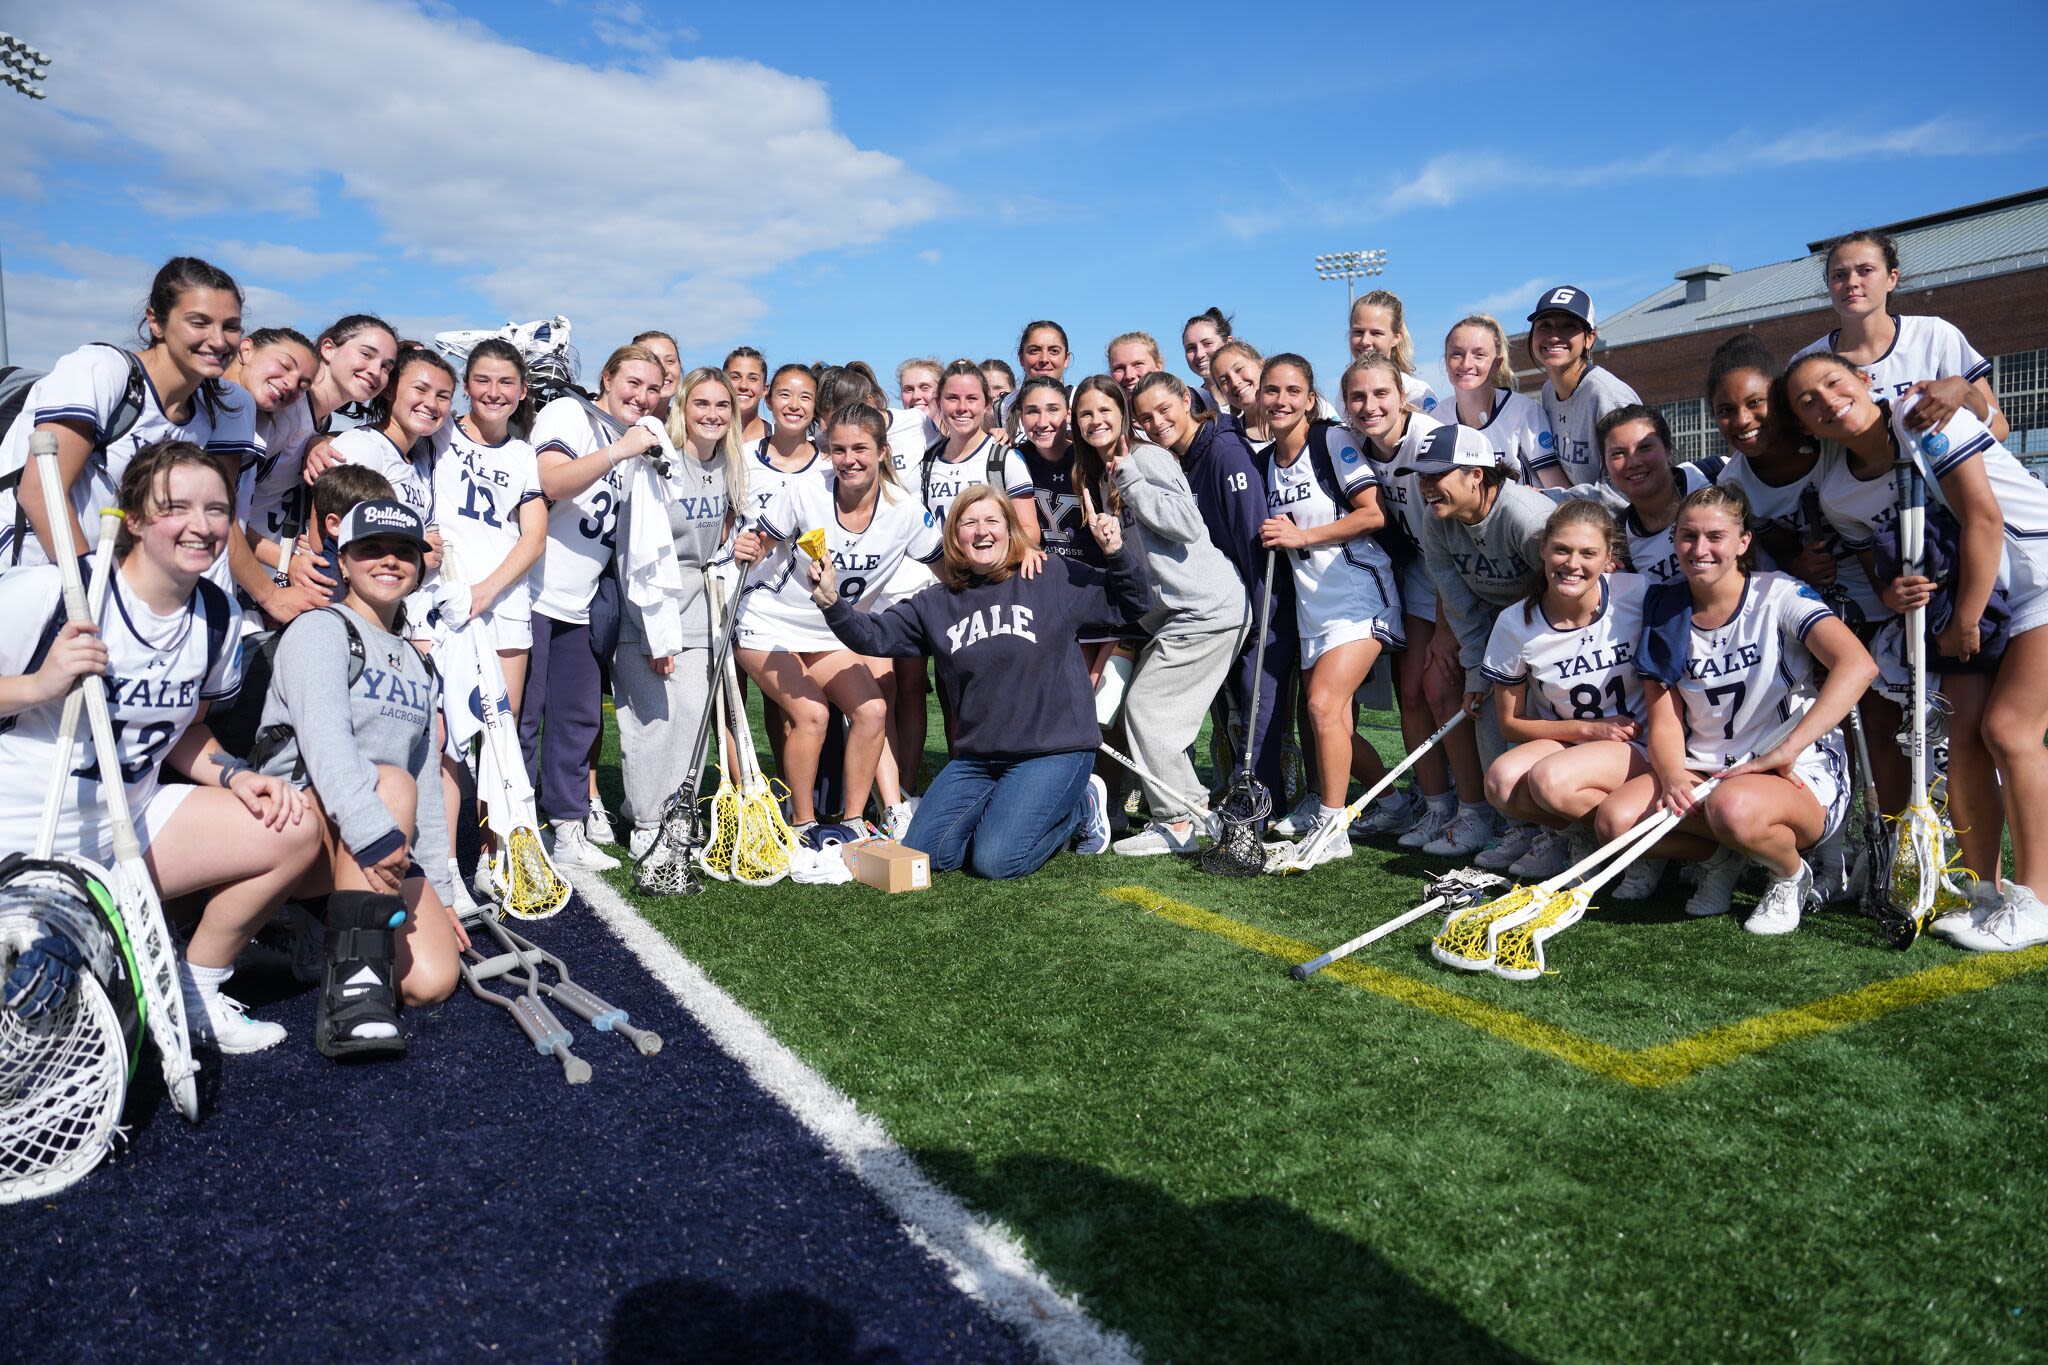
[1527,285,1596,328]
[336,498,428,561]
[1394,424,1501,478]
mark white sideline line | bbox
[571,870,1141,1365]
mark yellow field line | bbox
[1102,886,2048,1088]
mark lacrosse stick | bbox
[1888,439,1972,943]
[35,512,122,859]
[457,904,590,1085]
[443,542,569,919]
[695,670,743,882]
[1201,549,1277,877]
[433,316,581,403]
[1096,740,1214,832]
[32,433,199,1121]
[1289,868,1507,979]
[638,564,747,896]
[1266,710,1471,874]
[1441,710,1807,977]
[708,577,794,884]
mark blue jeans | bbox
[905,750,1093,880]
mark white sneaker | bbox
[1114,820,1205,857]
[1746,862,1811,935]
[627,825,659,860]
[1476,822,1538,870]
[883,801,915,842]
[1612,857,1668,901]
[1075,775,1111,855]
[1352,787,1421,837]
[447,869,481,919]
[182,973,287,1054]
[1423,806,1497,857]
[1291,814,1353,867]
[474,855,506,906]
[551,820,620,871]
[1399,803,1455,851]
[1945,882,2048,952]
[1508,829,1570,880]
[585,798,617,846]
[1930,880,2000,943]
[1684,846,1747,918]
[1271,793,1323,838]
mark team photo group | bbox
[0,221,2042,1109]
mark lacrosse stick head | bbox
[0,972,127,1204]
[733,786,795,886]
[1430,885,1536,971]
[1887,804,1973,945]
[500,829,571,920]
[1424,868,1510,911]
[1199,776,1272,877]
[1490,887,1592,981]
[697,787,741,882]
[634,792,706,898]
[0,859,141,1078]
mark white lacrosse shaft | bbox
[1898,452,1929,804]
[1294,891,1463,978]
[1096,740,1210,824]
[35,511,122,858]
[1273,709,1472,870]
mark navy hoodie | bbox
[1178,417,1275,603]
[822,544,1150,758]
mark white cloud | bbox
[591,1,696,56]
[918,249,942,265]
[205,241,375,284]
[1221,118,2005,240]
[11,0,948,356]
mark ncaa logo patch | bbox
[1421,395,1437,412]
[1919,429,1951,459]
[1338,445,1360,465]
[1795,583,1824,603]
[1538,430,1556,450]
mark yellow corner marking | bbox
[1102,885,2048,1088]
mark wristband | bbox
[214,755,253,788]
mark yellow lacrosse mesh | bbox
[502,828,571,919]
[1888,803,1974,928]
[1491,888,1592,981]
[698,781,742,881]
[796,528,828,561]
[1430,885,1536,969]
[734,780,795,884]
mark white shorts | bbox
[35,781,197,867]
[1300,615,1406,669]
[1791,733,1851,845]
[872,556,937,610]
[477,597,533,652]
[1399,557,1437,624]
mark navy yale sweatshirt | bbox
[822,543,1149,759]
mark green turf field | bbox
[597,703,2048,1364]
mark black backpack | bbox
[919,435,1006,511]
[0,344,150,566]
[244,607,438,777]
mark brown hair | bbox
[1522,499,1624,622]
[1444,314,1517,392]
[1069,375,1130,516]
[1676,483,1757,573]
[596,343,664,399]
[1130,370,1215,441]
[937,485,1026,590]
[1352,289,1417,374]
[114,439,236,557]
[311,463,398,529]
[821,401,904,496]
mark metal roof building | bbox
[1509,187,2048,462]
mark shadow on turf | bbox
[910,1149,1533,1364]
[609,1278,906,1365]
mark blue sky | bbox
[3,0,2045,399]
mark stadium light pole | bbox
[0,31,52,367]
[1313,248,1387,308]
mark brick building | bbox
[1507,187,2048,463]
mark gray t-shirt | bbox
[1536,365,1641,486]
[1419,480,1553,691]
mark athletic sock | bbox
[1318,804,1346,822]
[1459,801,1493,818]
[1427,793,1457,815]
[180,959,232,1015]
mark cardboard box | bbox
[842,839,930,893]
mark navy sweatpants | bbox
[520,612,606,826]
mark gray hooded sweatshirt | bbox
[1109,441,1247,635]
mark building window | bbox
[1655,397,1728,465]
[1994,347,2048,459]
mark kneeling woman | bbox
[0,440,321,1052]
[254,498,464,1057]
[1595,485,1876,934]
[1481,500,1655,891]
[811,487,1147,878]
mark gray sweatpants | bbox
[1126,623,1246,824]
[613,641,717,833]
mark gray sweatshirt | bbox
[1419,480,1553,691]
[1110,441,1247,635]
[256,604,451,900]
[619,450,732,649]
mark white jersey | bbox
[0,566,240,858]
[1794,314,1993,405]
[1401,372,1440,415]
[740,439,828,528]
[1813,401,2048,587]
[1455,388,1550,484]
[1534,365,1640,485]
[1364,410,1442,552]
[529,396,626,625]
[435,419,542,618]
[0,345,260,566]
[330,426,437,523]
[1714,451,1890,625]
[1266,430,1398,641]
[1659,571,1834,769]
[884,408,940,481]
[1621,462,1718,589]
[1482,572,1649,726]
[741,474,943,652]
[243,393,324,553]
[917,434,1033,524]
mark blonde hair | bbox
[895,356,942,387]
[937,485,1026,590]
[665,366,747,512]
[597,343,664,398]
[1445,314,1517,392]
[1106,331,1163,367]
[1351,290,1417,375]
